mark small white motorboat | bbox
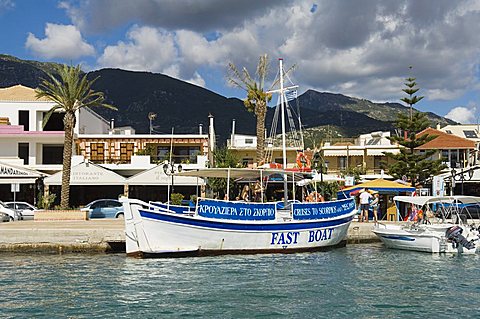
[373,196,480,254]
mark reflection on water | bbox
[1,244,479,318]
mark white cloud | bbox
[97,25,177,73]
[185,72,206,88]
[25,23,94,59]
[445,106,477,123]
[0,0,13,12]
[56,0,480,110]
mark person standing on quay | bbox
[359,188,372,222]
[371,193,380,222]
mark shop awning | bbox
[323,149,364,157]
[127,165,206,186]
[367,149,400,156]
[0,162,46,184]
[44,161,126,185]
[337,178,415,199]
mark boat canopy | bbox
[393,195,480,206]
[176,168,304,180]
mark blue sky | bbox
[2,0,480,123]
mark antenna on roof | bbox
[148,112,157,134]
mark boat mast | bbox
[279,59,289,204]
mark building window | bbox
[90,143,105,163]
[451,150,459,168]
[274,158,283,164]
[43,145,63,164]
[338,156,347,170]
[242,158,254,166]
[18,143,29,165]
[43,112,65,131]
[156,146,170,162]
[374,157,383,174]
[245,138,254,144]
[19,110,29,131]
[120,143,134,162]
[463,130,478,138]
[175,146,200,163]
[441,149,449,160]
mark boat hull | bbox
[123,199,355,257]
[373,223,478,254]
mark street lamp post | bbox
[163,161,183,203]
[451,167,474,195]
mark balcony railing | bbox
[88,155,199,165]
[149,155,199,164]
[89,156,132,164]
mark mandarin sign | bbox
[0,165,29,176]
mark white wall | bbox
[0,101,56,131]
[77,109,109,134]
[230,134,257,148]
[0,141,18,157]
[0,101,109,134]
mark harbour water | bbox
[1,243,479,318]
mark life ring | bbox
[296,152,311,168]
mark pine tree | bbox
[386,75,445,188]
[401,75,424,121]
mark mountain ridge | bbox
[0,54,456,144]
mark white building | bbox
[0,85,109,173]
[0,85,213,205]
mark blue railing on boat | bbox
[150,202,194,214]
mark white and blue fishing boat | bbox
[121,59,357,257]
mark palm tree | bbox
[228,55,272,165]
[36,64,116,209]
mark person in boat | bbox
[359,188,372,222]
[306,191,324,202]
[241,185,250,202]
[253,179,263,202]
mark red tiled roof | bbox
[415,127,475,149]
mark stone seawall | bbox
[0,219,125,253]
[0,220,382,254]
[34,210,89,221]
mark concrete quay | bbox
[0,219,125,254]
[0,220,382,254]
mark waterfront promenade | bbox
[0,220,381,254]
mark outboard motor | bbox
[446,226,476,250]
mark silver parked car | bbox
[4,201,38,220]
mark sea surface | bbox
[1,243,479,318]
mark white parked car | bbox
[4,201,38,220]
[0,201,21,221]
[0,212,9,222]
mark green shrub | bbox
[170,193,184,205]
[37,193,56,209]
